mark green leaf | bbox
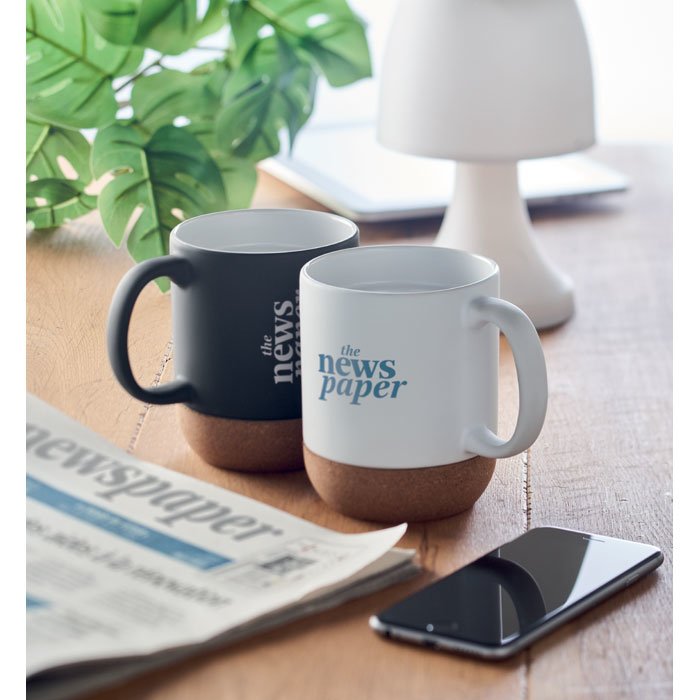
[298,15,371,87]
[79,0,198,55]
[138,60,230,151]
[130,62,259,209]
[26,0,143,129]
[27,178,97,229]
[77,1,137,46]
[229,0,371,86]
[216,35,317,161]
[229,0,269,65]
[130,69,220,133]
[91,124,227,288]
[194,0,229,41]
[26,118,93,182]
[216,155,258,209]
[223,27,293,100]
[184,114,259,208]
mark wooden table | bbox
[27,144,672,699]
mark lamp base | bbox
[435,161,574,329]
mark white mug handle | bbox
[462,296,548,459]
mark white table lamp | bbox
[378,0,595,329]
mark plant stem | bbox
[114,57,163,93]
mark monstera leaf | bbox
[229,0,269,64]
[130,69,221,133]
[188,115,259,210]
[130,66,258,208]
[26,179,97,229]
[216,35,317,161]
[26,118,93,182]
[26,0,143,129]
[25,0,372,281]
[79,0,199,55]
[228,0,370,86]
[194,0,230,41]
[91,124,226,287]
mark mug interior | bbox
[173,209,358,254]
[303,245,497,293]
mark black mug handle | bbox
[107,255,195,404]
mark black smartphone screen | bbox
[376,527,661,649]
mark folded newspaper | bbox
[26,395,419,699]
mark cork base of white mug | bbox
[178,405,303,472]
[303,444,496,522]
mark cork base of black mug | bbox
[303,444,496,522]
[178,405,303,472]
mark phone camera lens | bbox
[426,623,434,632]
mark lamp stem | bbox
[435,161,575,329]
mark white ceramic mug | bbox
[299,245,548,522]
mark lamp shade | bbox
[378,0,595,161]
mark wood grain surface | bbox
[26,145,672,699]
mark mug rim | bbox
[171,208,359,255]
[301,245,499,295]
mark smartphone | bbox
[370,526,663,659]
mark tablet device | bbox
[261,123,629,222]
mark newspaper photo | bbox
[26,395,419,699]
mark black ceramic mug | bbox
[107,209,359,471]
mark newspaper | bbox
[26,395,419,699]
